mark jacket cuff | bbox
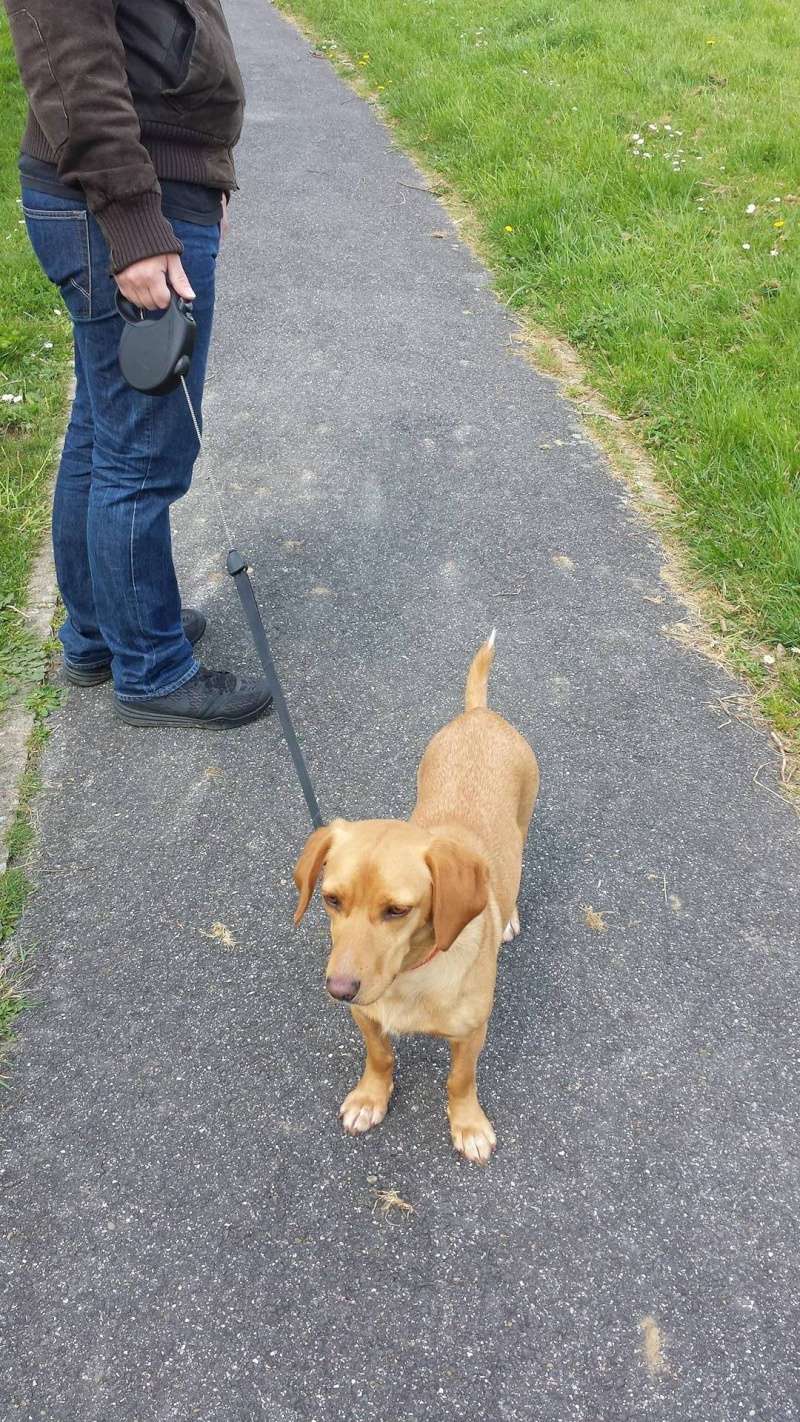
[95,191,183,274]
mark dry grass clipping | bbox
[200,921,238,949]
[372,1188,415,1220]
[582,904,608,933]
[710,692,798,806]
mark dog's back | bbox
[412,635,539,868]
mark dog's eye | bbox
[323,893,341,910]
[384,905,411,919]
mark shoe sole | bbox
[64,665,113,688]
[64,617,207,689]
[113,693,272,729]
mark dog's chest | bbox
[375,983,472,1038]
[367,920,497,1038]
[372,985,480,1038]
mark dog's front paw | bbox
[449,1106,497,1165]
[339,1082,392,1135]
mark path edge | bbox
[0,422,65,878]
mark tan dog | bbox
[293,634,539,1164]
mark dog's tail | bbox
[464,629,496,711]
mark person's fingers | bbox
[147,271,172,309]
[123,283,150,310]
[115,254,182,310]
[166,253,196,301]
[115,269,168,311]
[114,273,138,305]
[123,277,164,311]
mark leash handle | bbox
[226,550,324,830]
[117,291,197,395]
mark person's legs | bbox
[23,187,270,727]
[79,216,218,699]
[24,192,208,695]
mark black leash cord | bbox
[117,293,325,829]
[226,549,324,830]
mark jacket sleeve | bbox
[5,0,182,271]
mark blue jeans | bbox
[22,187,219,700]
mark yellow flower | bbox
[504,224,514,232]
[774,218,786,229]
[377,84,385,91]
[705,36,716,45]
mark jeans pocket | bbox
[22,204,92,321]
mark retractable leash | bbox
[117,292,324,830]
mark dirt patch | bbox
[639,1314,669,1377]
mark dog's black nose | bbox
[326,975,360,1002]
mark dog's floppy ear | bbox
[293,826,333,923]
[425,840,489,952]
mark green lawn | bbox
[281,0,800,742]
[0,15,70,717]
[0,15,69,1011]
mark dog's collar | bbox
[406,943,440,972]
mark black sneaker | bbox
[114,666,272,728]
[63,609,207,687]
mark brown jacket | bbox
[5,0,245,271]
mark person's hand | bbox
[115,252,195,311]
[221,192,230,240]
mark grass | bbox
[0,13,71,715]
[0,788,33,1052]
[0,765,39,1073]
[278,0,800,750]
[0,706,60,1067]
[0,939,31,1080]
[0,13,70,1054]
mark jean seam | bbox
[21,208,87,219]
[115,656,199,702]
[129,397,159,684]
[84,211,92,320]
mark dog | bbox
[293,633,539,1164]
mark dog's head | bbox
[293,819,489,1006]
